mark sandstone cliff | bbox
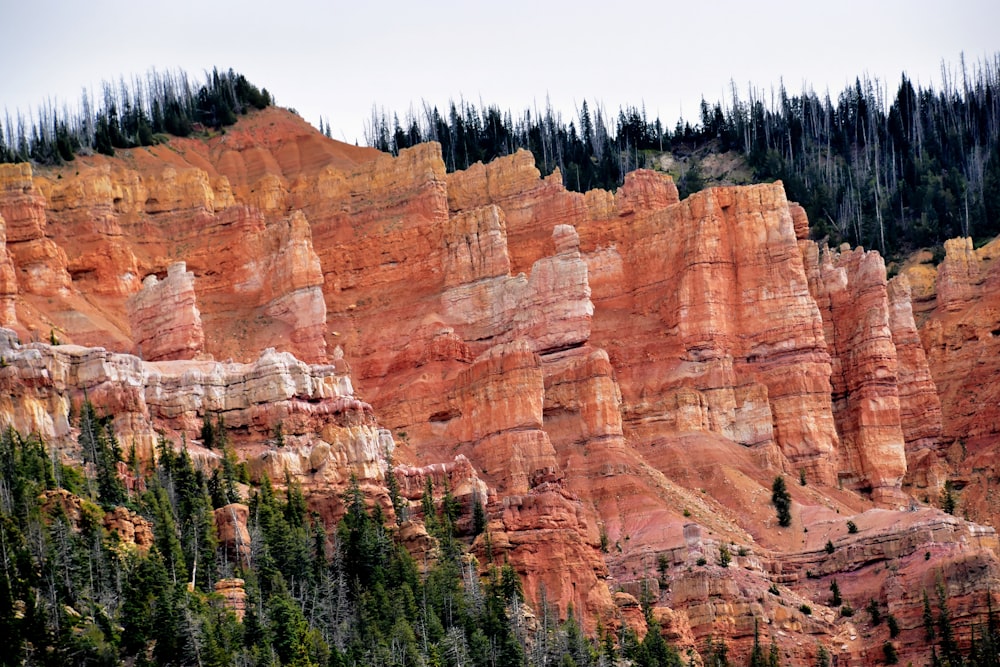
[0,107,996,665]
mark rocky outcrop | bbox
[215,503,251,567]
[578,181,840,485]
[906,237,1000,532]
[103,505,155,553]
[127,261,205,360]
[38,489,154,553]
[6,110,1000,663]
[0,328,379,483]
[886,275,943,455]
[486,483,613,624]
[214,578,247,621]
[803,244,907,502]
[449,341,557,495]
[0,163,72,300]
[0,211,19,327]
[935,237,981,311]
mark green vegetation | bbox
[368,54,1000,261]
[717,543,732,568]
[747,620,781,667]
[867,598,882,626]
[887,613,900,638]
[1,67,271,166]
[771,475,792,527]
[883,641,899,664]
[829,579,842,607]
[941,479,959,515]
[1,415,702,666]
[6,406,1000,666]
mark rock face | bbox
[2,109,999,664]
[803,244,907,502]
[214,578,247,621]
[904,236,1000,531]
[215,504,252,567]
[127,261,205,360]
[0,327,383,485]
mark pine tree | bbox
[472,495,487,536]
[78,400,126,508]
[771,476,792,527]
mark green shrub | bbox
[772,476,792,527]
[717,544,731,568]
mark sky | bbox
[2,0,997,146]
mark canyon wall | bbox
[1,107,996,664]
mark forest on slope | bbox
[1,416,705,667]
[367,55,1000,260]
[5,407,1000,666]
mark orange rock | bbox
[214,578,247,621]
[127,261,205,361]
[936,237,980,311]
[804,244,907,502]
[887,274,942,455]
[6,111,1000,661]
[103,505,155,553]
[215,503,251,567]
[0,211,18,327]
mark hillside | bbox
[2,106,1000,666]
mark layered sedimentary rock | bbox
[0,211,18,326]
[214,579,248,621]
[127,261,205,360]
[917,237,1000,447]
[3,109,999,663]
[39,489,154,553]
[803,245,907,501]
[587,183,840,485]
[215,503,252,567]
[103,505,156,553]
[905,237,1000,531]
[886,274,943,455]
[0,163,72,300]
[0,327,383,485]
[0,118,333,360]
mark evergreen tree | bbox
[78,400,127,508]
[771,476,792,527]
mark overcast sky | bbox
[2,0,997,145]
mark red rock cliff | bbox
[1,109,997,665]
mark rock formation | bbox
[127,261,205,360]
[1,107,998,664]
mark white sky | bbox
[2,0,997,145]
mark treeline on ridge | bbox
[368,54,1000,260]
[0,67,271,166]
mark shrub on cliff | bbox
[771,475,792,527]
